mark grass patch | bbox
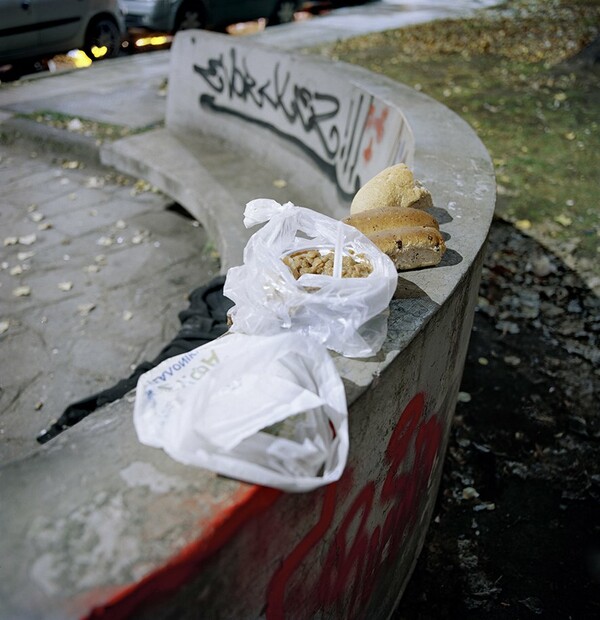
[315,0,600,285]
[17,110,161,143]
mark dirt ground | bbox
[394,219,600,619]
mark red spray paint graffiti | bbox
[363,104,390,163]
[266,392,442,619]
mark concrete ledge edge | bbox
[0,116,103,165]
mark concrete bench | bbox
[0,31,495,619]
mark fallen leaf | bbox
[29,212,44,223]
[496,320,520,335]
[4,237,18,246]
[62,160,81,169]
[58,281,73,291]
[0,320,9,334]
[462,486,480,500]
[13,286,31,297]
[96,236,113,247]
[515,219,532,231]
[554,213,572,227]
[85,176,105,189]
[529,255,555,277]
[9,265,23,276]
[67,118,83,131]
[130,179,153,195]
[19,233,37,245]
[273,179,288,188]
[122,310,133,321]
[17,251,35,261]
[77,303,96,316]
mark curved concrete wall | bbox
[0,32,495,619]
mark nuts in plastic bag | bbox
[224,199,398,358]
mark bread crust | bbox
[350,163,433,215]
[367,226,446,270]
[343,206,439,235]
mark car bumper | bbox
[124,1,175,32]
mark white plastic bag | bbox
[224,199,398,358]
[134,332,348,492]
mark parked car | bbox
[0,0,125,65]
[121,0,301,33]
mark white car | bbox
[0,0,126,64]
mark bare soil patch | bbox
[395,220,599,618]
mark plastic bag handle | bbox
[333,221,344,279]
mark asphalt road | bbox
[1,0,499,81]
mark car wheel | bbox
[175,2,205,31]
[269,0,297,26]
[84,18,121,59]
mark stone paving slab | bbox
[0,137,220,465]
[0,52,170,129]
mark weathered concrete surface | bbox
[0,393,252,620]
[0,137,220,465]
[0,30,495,620]
[0,273,479,619]
[101,127,312,270]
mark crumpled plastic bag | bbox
[224,199,398,358]
[134,332,348,492]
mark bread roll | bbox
[367,226,446,271]
[343,206,439,235]
[351,163,433,215]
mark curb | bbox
[0,116,103,165]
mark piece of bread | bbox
[367,226,446,271]
[350,163,433,215]
[343,206,439,235]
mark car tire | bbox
[269,0,297,26]
[84,17,121,59]
[175,2,205,31]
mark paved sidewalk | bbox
[0,137,220,464]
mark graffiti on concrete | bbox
[193,48,405,198]
[266,392,443,618]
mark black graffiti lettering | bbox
[192,48,389,195]
[272,63,290,110]
[193,55,226,93]
[348,96,370,182]
[229,50,268,109]
[343,94,363,175]
[283,86,339,159]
